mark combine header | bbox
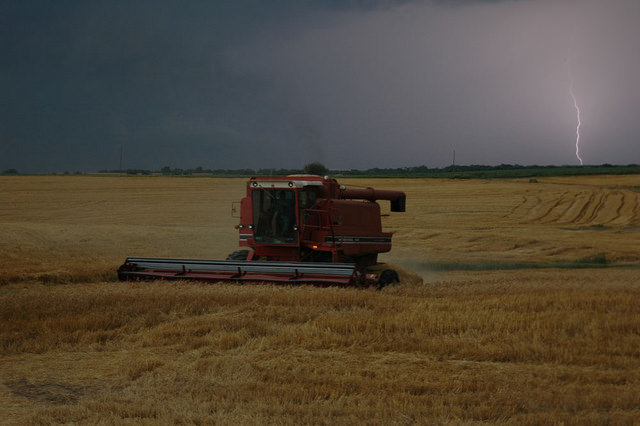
[118,175,406,287]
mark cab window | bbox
[252,189,297,244]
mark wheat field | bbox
[1,175,639,424]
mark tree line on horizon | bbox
[3,162,640,178]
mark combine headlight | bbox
[288,181,294,187]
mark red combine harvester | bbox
[118,175,406,287]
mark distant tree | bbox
[161,166,172,175]
[2,168,19,175]
[303,162,328,176]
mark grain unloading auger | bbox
[118,176,406,287]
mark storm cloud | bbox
[1,0,639,172]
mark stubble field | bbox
[1,175,639,424]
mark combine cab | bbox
[118,175,406,287]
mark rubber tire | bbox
[377,269,399,290]
[226,250,250,261]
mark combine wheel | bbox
[226,250,250,260]
[377,269,399,290]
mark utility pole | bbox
[452,149,456,173]
[119,144,124,175]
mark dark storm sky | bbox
[2,0,639,172]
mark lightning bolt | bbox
[568,62,583,165]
